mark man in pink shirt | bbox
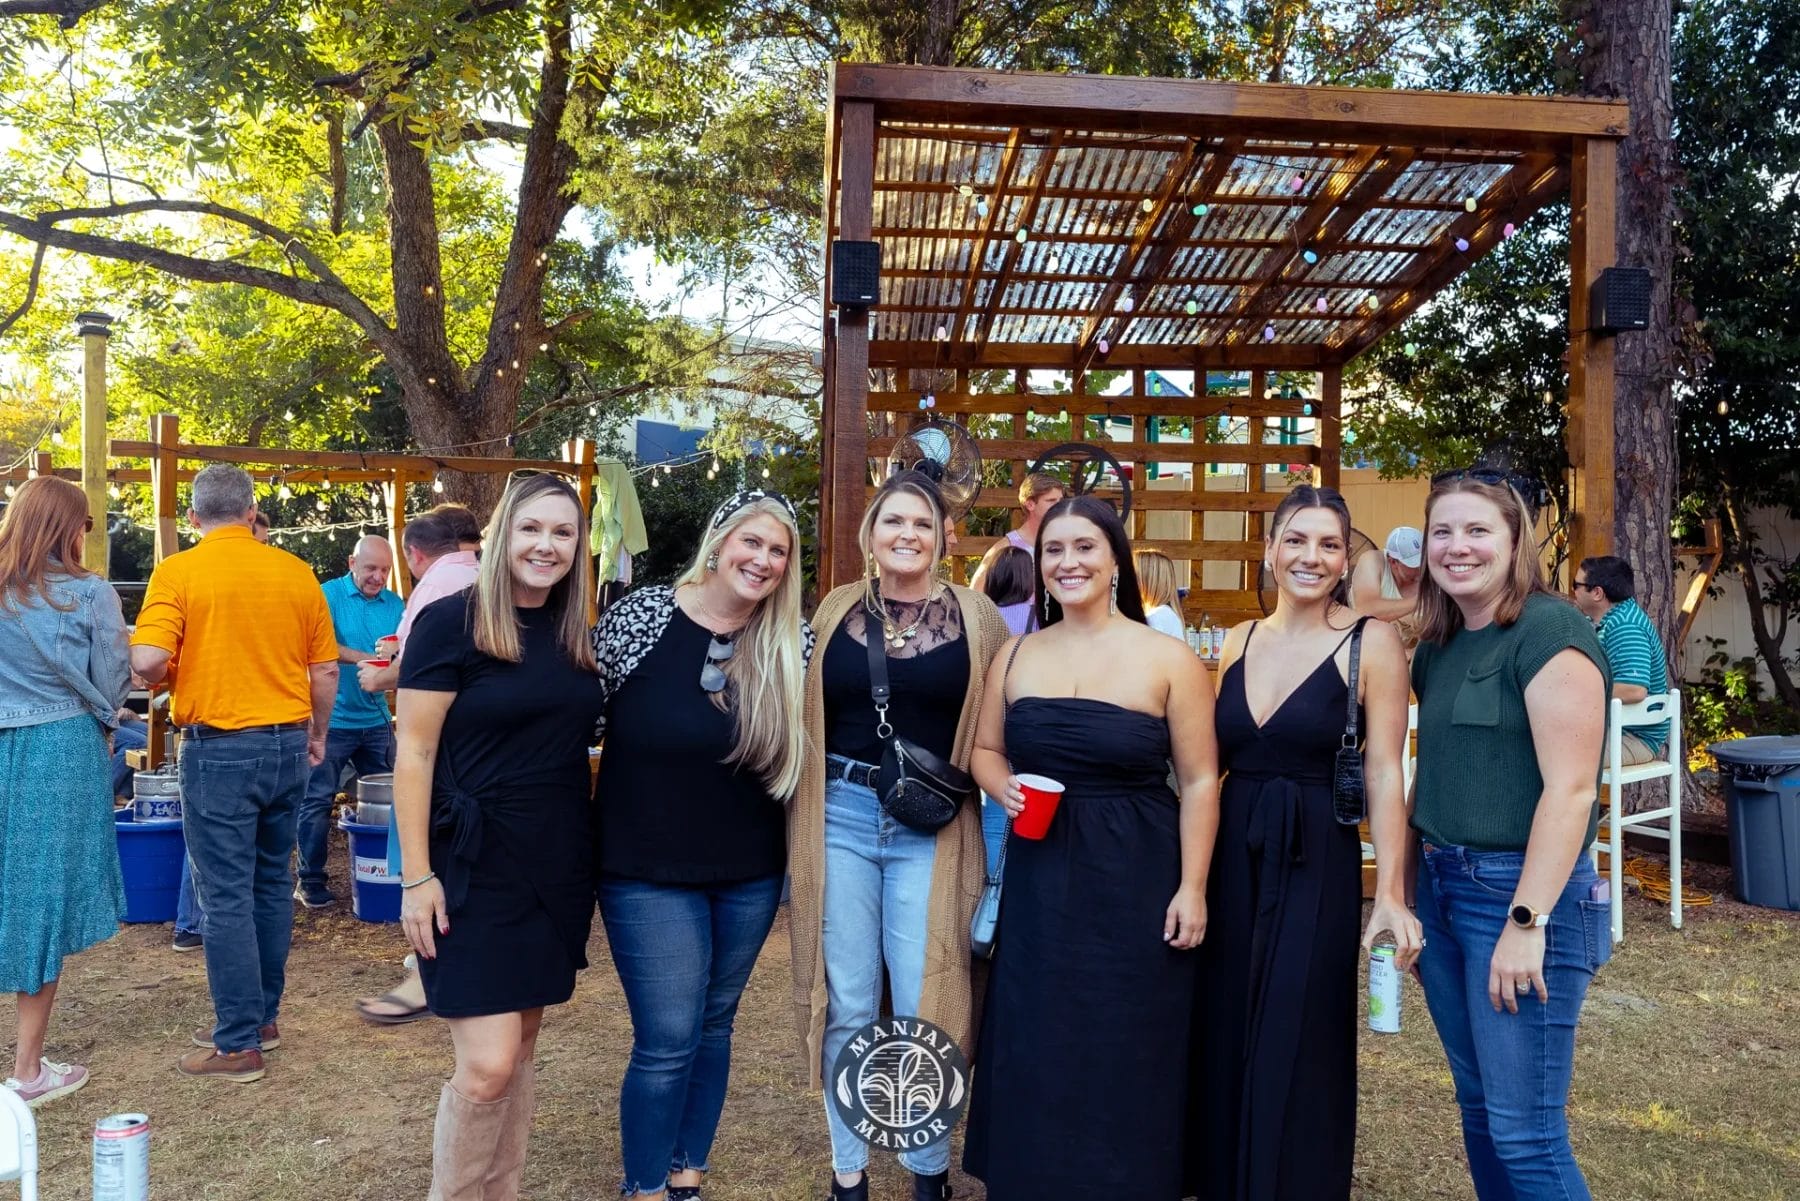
[354,505,482,695]
[352,503,481,1025]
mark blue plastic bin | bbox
[1710,736,1800,911]
[113,809,186,924]
[337,816,401,922]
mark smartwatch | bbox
[1509,903,1549,930]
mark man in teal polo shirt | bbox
[1572,555,1669,764]
[294,535,405,907]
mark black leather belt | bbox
[828,755,880,790]
[180,720,309,740]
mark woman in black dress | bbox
[964,495,1219,1200]
[1186,485,1418,1201]
[590,490,811,1201]
[394,473,605,1201]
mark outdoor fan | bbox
[1258,526,1379,616]
[1027,442,1134,518]
[887,416,984,523]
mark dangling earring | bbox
[705,551,719,571]
[1042,590,1052,621]
[866,552,878,580]
[1109,571,1119,616]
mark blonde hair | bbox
[1415,476,1549,644]
[675,499,808,799]
[1133,548,1180,611]
[1019,471,1064,506]
[0,476,92,612]
[472,474,595,669]
[858,471,947,615]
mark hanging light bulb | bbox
[284,409,295,420]
[711,458,721,473]
[1015,227,1029,244]
[651,473,661,488]
[976,199,990,218]
[924,394,937,409]
[1119,294,1134,313]
[1303,403,1314,416]
[1302,249,1319,265]
[316,497,329,512]
[1140,197,1155,213]
[1315,297,1329,313]
[1097,338,1110,355]
[1291,175,1306,192]
[1185,300,1199,316]
[1503,222,1518,239]
[427,377,437,386]
[1717,399,1729,416]
[320,474,331,490]
[1377,410,1387,426]
[108,483,121,499]
[1464,196,1478,212]
[1263,323,1276,342]
[707,469,717,480]
[539,343,549,352]
[432,474,445,494]
[762,466,771,479]
[1454,237,1470,253]
[664,463,674,473]
[511,359,521,370]
[958,184,973,197]
[1192,202,1209,217]
[50,430,64,446]
[934,324,949,342]
[1047,251,1062,272]
[3,485,13,499]
[278,483,293,500]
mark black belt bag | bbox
[866,622,973,834]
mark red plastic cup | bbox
[1013,773,1065,840]
[363,657,391,669]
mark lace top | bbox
[822,588,970,765]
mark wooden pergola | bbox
[821,64,1628,623]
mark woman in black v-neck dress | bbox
[1185,486,1417,1201]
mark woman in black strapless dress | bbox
[963,496,1220,1201]
[1185,485,1417,1201]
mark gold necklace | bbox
[869,592,929,648]
[689,585,750,635]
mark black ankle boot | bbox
[828,1173,869,1201]
[910,1170,952,1201]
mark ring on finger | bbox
[1515,980,1531,993]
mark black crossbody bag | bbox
[1331,617,1370,826]
[866,619,975,834]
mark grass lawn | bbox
[7,855,1796,1200]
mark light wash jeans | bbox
[819,765,950,1176]
[1416,844,1612,1201]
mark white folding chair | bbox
[0,1085,40,1201]
[1590,690,1683,943]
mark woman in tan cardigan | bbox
[789,471,1009,1201]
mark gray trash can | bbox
[1709,736,1800,911]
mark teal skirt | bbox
[0,715,125,993]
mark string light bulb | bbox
[1263,323,1276,342]
[1290,175,1305,192]
[423,285,435,297]
[1192,202,1209,217]
[1097,338,1110,355]
[1377,409,1387,426]
[1119,294,1134,313]
[1464,197,1478,212]
[108,483,121,499]
[511,360,520,370]
[976,199,990,218]
[958,184,973,197]
[3,485,13,498]
[711,458,721,473]
[1717,399,1729,416]
[934,324,948,342]
[1404,342,1418,357]
[50,431,64,446]
[1047,252,1062,272]
[651,473,661,487]
[1302,249,1319,265]
[761,466,771,479]
[1140,197,1154,213]
[278,483,293,500]
[1015,228,1028,244]
[539,343,549,352]
[284,409,295,420]
[1503,222,1517,239]
[1454,237,1470,253]
[1315,297,1329,313]
[1185,300,1199,316]
[432,474,445,494]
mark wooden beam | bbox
[835,64,1631,147]
[80,320,110,577]
[106,441,583,476]
[877,484,1293,512]
[1317,368,1342,491]
[972,132,1065,354]
[848,227,1437,252]
[869,340,1334,370]
[383,476,411,600]
[1674,518,1723,657]
[882,267,1411,288]
[954,534,1269,561]
[867,435,1318,465]
[1333,154,1566,358]
[819,77,843,586]
[871,178,1486,212]
[878,125,1539,164]
[879,301,1368,321]
[1566,136,1617,565]
[150,414,179,563]
[830,100,877,588]
[866,391,1312,419]
[1211,144,1382,346]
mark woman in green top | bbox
[1410,472,1612,1201]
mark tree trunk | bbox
[1721,485,1800,711]
[1586,0,1681,672]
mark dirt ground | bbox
[7,851,1798,1201]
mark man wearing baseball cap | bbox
[1350,525,1424,649]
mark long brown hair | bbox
[1414,475,1549,644]
[471,473,595,669]
[0,477,92,612]
[1261,484,1354,609]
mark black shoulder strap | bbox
[1000,634,1026,719]
[1342,616,1370,746]
[865,609,892,739]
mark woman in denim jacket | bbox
[0,477,130,1108]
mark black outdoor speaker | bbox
[1590,266,1651,334]
[832,240,882,308]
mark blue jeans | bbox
[176,853,204,936]
[296,723,393,889]
[1416,844,1613,1201]
[179,725,310,1053]
[598,874,784,1197]
[111,720,147,798]
[979,793,1008,878]
[819,767,950,1176]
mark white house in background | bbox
[630,335,820,464]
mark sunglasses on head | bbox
[700,634,735,694]
[507,468,577,483]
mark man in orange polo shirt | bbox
[130,464,338,1084]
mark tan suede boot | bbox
[426,1082,511,1201]
[482,1060,536,1200]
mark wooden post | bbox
[1317,367,1342,491]
[1130,368,1147,540]
[383,472,410,600]
[827,100,876,588]
[567,437,600,622]
[1245,369,1266,592]
[1567,137,1617,566]
[77,311,112,577]
[150,413,180,562]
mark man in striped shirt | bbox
[1572,556,1669,764]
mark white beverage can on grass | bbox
[93,1113,150,1201]
[1368,942,1401,1034]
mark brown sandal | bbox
[355,992,430,1025]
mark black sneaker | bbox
[293,882,335,909]
[172,930,203,952]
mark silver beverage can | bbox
[93,1113,150,1201]
[1368,944,1401,1033]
